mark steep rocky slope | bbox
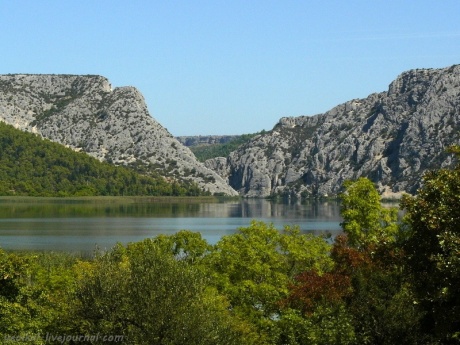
[0,74,237,195]
[206,65,460,197]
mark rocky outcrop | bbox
[207,65,460,197]
[3,65,458,198]
[0,74,238,196]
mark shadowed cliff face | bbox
[0,74,238,196]
[205,65,460,197]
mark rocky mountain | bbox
[0,74,237,196]
[205,64,460,198]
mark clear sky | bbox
[1,1,459,136]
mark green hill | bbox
[190,132,264,162]
[0,122,203,196]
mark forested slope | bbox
[0,74,237,196]
[0,122,202,196]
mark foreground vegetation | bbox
[0,122,204,196]
[1,149,460,344]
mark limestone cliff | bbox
[0,74,238,195]
[206,65,460,197]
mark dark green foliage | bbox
[1,151,460,344]
[69,241,247,345]
[0,250,78,344]
[191,132,261,162]
[0,121,202,196]
[271,178,425,345]
[332,238,424,345]
[335,179,427,344]
[401,146,460,343]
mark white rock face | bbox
[0,74,238,196]
[206,65,460,197]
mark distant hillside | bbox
[0,74,237,196]
[177,133,263,162]
[176,135,239,147]
[0,122,203,196]
[205,64,460,198]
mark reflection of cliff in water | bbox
[0,198,342,252]
[0,198,342,220]
[204,199,344,220]
[224,199,342,220]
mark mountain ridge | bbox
[0,74,238,196]
[2,65,459,199]
[203,64,460,197]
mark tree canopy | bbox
[340,177,399,248]
[1,150,460,343]
[401,146,460,342]
[0,121,204,196]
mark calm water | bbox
[0,198,342,252]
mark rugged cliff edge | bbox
[205,65,460,197]
[3,65,459,199]
[0,74,238,196]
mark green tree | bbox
[335,239,422,344]
[69,240,248,344]
[340,177,398,248]
[0,250,78,344]
[204,221,333,344]
[401,146,460,343]
[279,265,356,345]
[331,179,424,344]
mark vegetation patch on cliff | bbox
[189,132,265,162]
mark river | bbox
[0,197,342,252]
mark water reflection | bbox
[0,198,342,252]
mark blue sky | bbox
[1,1,459,136]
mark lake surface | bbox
[0,198,342,252]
